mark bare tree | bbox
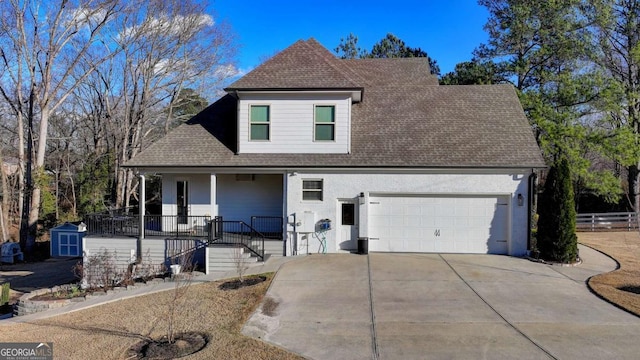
[0,0,237,250]
[68,0,236,211]
[231,245,249,283]
[0,0,128,254]
[112,0,236,210]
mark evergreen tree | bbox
[537,157,578,263]
[439,60,505,85]
[476,0,627,206]
[334,33,440,75]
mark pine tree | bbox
[537,157,578,263]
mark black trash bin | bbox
[357,237,368,255]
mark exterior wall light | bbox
[517,193,524,206]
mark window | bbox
[250,105,270,140]
[302,180,323,201]
[314,105,335,141]
[341,203,355,225]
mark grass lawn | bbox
[578,231,640,317]
[0,273,303,360]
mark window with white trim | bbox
[314,105,335,141]
[302,179,323,201]
[250,105,270,140]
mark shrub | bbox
[1,282,9,305]
[537,157,578,263]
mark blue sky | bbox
[212,0,490,76]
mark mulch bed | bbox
[30,289,87,301]
[126,332,207,359]
[218,276,267,291]
[0,303,12,316]
[619,285,640,295]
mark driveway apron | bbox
[243,247,640,360]
[243,254,374,360]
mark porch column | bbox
[138,173,146,262]
[210,174,217,217]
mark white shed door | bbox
[368,195,509,254]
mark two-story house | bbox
[84,39,545,274]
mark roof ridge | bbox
[304,39,367,87]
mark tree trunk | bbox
[630,164,640,212]
[0,203,6,243]
[16,111,25,244]
[20,87,35,254]
[0,150,10,241]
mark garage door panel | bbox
[405,215,421,227]
[405,205,421,215]
[369,195,509,254]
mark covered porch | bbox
[156,172,285,239]
[83,171,286,271]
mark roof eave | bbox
[225,87,365,103]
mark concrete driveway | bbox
[243,245,640,359]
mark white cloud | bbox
[153,59,170,75]
[214,64,250,79]
[65,7,108,28]
[120,13,214,41]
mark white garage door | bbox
[368,195,509,254]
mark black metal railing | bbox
[251,216,283,239]
[85,212,139,237]
[145,215,211,237]
[209,219,265,261]
[85,212,213,238]
[165,238,208,270]
[210,216,223,242]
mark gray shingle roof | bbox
[344,58,439,86]
[226,39,365,90]
[126,39,545,169]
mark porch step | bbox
[264,240,284,257]
[207,246,259,274]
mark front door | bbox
[339,200,358,251]
[177,180,189,224]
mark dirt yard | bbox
[578,231,640,316]
[0,274,303,360]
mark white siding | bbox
[217,174,283,224]
[285,172,531,256]
[162,174,214,217]
[83,237,205,272]
[237,93,351,154]
[83,237,139,271]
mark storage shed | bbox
[50,222,86,257]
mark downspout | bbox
[527,170,537,252]
[282,171,288,256]
[138,173,146,263]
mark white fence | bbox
[576,212,638,232]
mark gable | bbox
[226,39,364,90]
